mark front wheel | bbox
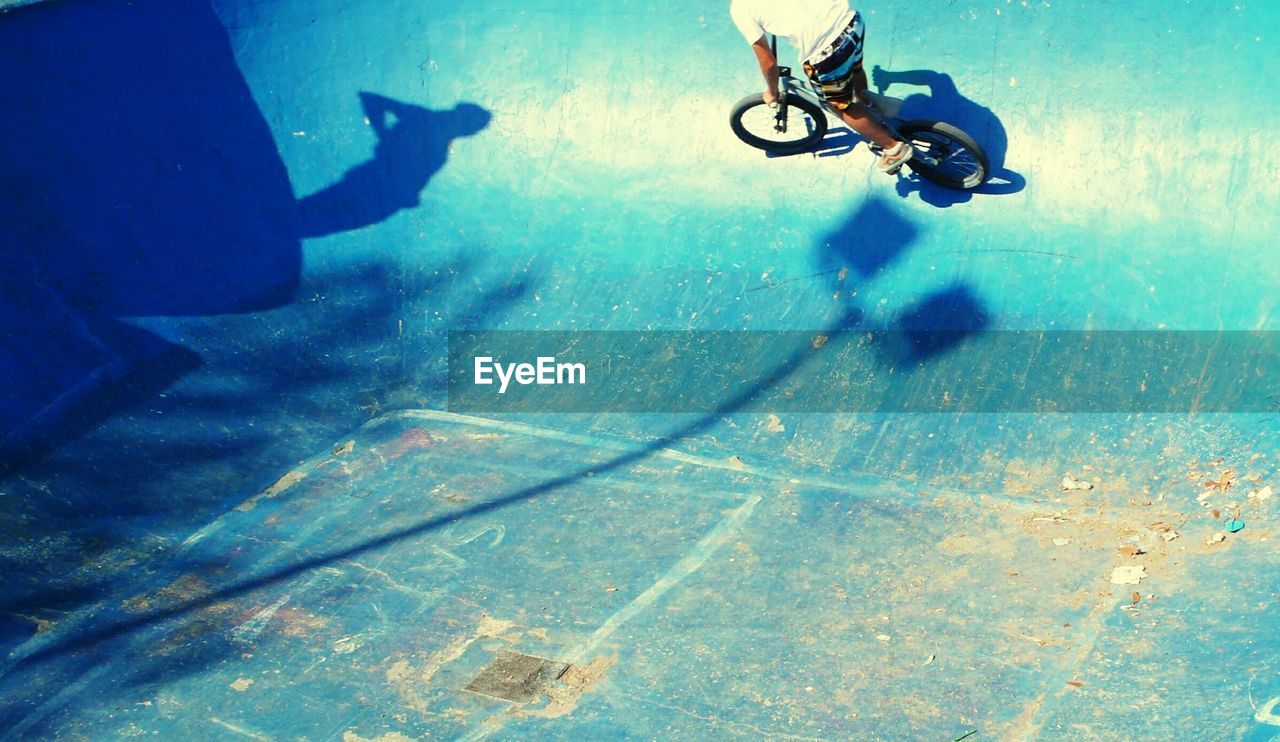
[898,120,988,190]
[729,93,829,154]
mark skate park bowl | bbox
[2,0,1280,738]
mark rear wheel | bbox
[729,93,828,154]
[898,120,988,189]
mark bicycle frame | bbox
[773,37,972,172]
[736,36,989,187]
[769,35,907,153]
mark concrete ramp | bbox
[10,411,1275,738]
[2,0,1279,738]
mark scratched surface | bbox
[3,0,1280,739]
[1,411,1277,738]
[1,413,760,737]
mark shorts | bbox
[802,14,866,110]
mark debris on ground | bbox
[1250,485,1273,501]
[1162,530,1180,542]
[1225,519,1245,533]
[954,730,978,742]
[1060,475,1094,491]
[333,440,355,455]
[765,415,786,433]
[1117,545,1145,557]
[1053,537,1070,546]
[923,654,935,666]
[726,455,746,469]
[1011,631,1053,647]
[1110,565,1147,585]
[1207,533,1226,545]
[1204,469,1236,490]
[1066,680,1084,688]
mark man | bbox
[730,0,913,173]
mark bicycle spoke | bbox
[909,132,982,183]
[737,103,820,147]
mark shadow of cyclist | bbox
[294,93,491,238]
[872,66,1024,207]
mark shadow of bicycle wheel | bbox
[896,166,1026,207]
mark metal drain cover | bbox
[463,650,570,703]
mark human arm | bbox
[749,35,781,104]
[359,91,402,137]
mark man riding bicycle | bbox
[730,0,913,173]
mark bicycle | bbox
[729,36,989,190]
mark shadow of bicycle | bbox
[896,165,1026,207]
[806,67,1026,206]
[873,66,1025,206]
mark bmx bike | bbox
[729,37,989,190]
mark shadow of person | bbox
[294,94,491,238]
[873,66,1008,169]
[872,66,1024,206]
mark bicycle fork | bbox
[772,66,794,134]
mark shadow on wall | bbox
[871,65,1025,207]
[0,0,489,465]
[295,94,491,238]
[815,195,990,357]
[0,258,537,670]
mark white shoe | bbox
[878,141,914,174]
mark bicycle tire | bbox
[897,120,989,190]
[729,93,829,154]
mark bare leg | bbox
[831,102,897,150]
[851,64,871,98]
[831,62,910,169]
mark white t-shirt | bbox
[730,0,856,64]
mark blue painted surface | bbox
[2,0,1279,738]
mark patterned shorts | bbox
[802,14,866,110]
